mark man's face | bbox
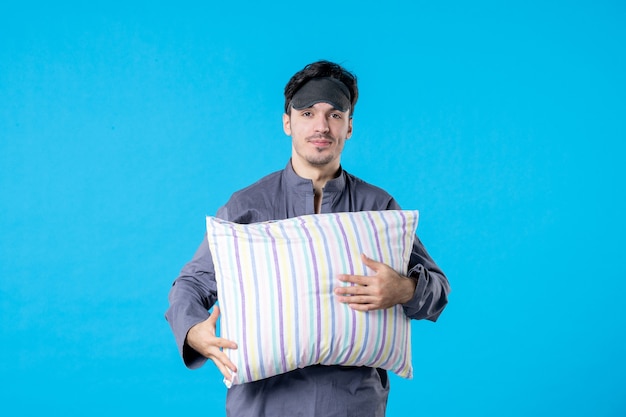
[283,102,353,169]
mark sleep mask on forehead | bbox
[290,77,351,113]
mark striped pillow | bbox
[206,210,419,387]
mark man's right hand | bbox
[186,305,238,380]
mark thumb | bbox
[208,305,221,324]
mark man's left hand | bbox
[334,253,417,311]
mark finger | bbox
[348,302,377,312]
[335,286,355,297]
[336,286,364,297]
[336,281,375,296]
[209,348,238,372]
[338,274,367,286]
[214,337,238,350]
[336,294,374,305]
[196,338,237,360]
[213,358,235,380]
[361,253,381,271]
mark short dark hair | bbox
[284,60,358,116]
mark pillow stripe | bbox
[206,210,418,386]
[350,212,380,363]
[267,225,289,377]
[336,213,356,275]
[301,220,323,364]
[258,224,281,378]
[245,227,267,380]
[233,228,254,379]
[347,212,374,366]
[365,211,385,262]
[293,220,314,368]
[347,212,379,366]
[334,216,359,364]
[232,228,254,382]
[322,215,350,364]
[309,215,336,362]
[368,210,395,368]
[276,222,300,373]
[292,220,316,367]
[261,228,276,378]
[369,213,388,366]
[396,212,412,370]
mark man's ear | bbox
[346,117,353,139]
[282,113,291,136]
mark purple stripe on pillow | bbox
[366,211,385,262]
[371,309,389,366]
[311,214,336,362]
[335,213,355,275]
[365,212,390,366]
[346,212,371,366]
[354,213,383,365]
[379,211,393,265]
[244,225,266,379]
[301,219,322,362]
[267,223,288,375]
[292,218,315,364]
[326,214,351,364]
[380,306,394,369]
[232,226,252,383]
[402,312,411,374]
[376,212,397,367]
[399,212,410,266]
[277,221,301,369]
[335,213,357,363]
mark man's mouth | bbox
[308,135,333,147]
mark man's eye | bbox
[330,113,342,119]
[302,111,312,117]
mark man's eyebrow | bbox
[295,103,348,113]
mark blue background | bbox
[1,1,625,416]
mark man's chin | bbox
[306,155,335,166]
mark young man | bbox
[166,60,450,417]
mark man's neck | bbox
[290,158,340,192]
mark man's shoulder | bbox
[216,169,284,223]
[232,169,284,197]
[342,170,400,210]
[344,170,393,198]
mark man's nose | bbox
[314,114,330,133]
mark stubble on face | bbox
[301,132,340,166]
